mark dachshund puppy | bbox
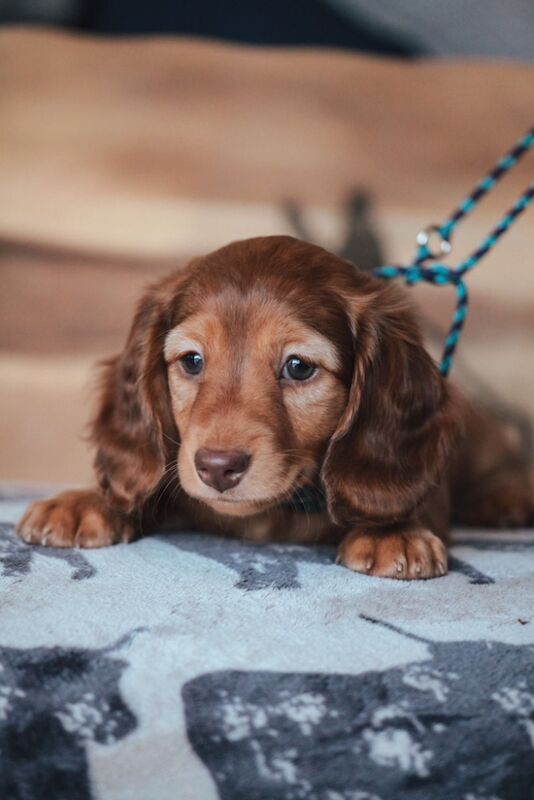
[17,237,533,579]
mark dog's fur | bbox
[17,237,533,579]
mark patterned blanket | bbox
[1,490,533,800]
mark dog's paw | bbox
[16,490,135,548]
[337,528,447,580]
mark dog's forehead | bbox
[178,241,356,321]
[164,292,340,364]
[164,237,358,371]
[182,236,360,301]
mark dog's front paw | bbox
[337,528,447,580]
[16,490,135,548]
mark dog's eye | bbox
[180,351,204,376]
[281,356,316,381]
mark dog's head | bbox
[92,236,456,525]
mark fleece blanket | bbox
[1,488,533,800]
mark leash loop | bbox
[373,128,534,377]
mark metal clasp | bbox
[416,225,452,259]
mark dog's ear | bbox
[321,282,458,526]
[91,277,181,514]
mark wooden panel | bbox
[0,29,532,481]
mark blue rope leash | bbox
[373,127,534,377]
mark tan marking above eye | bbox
[164,329,204,364]
[281,335,340,373]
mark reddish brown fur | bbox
[17,236,534,578]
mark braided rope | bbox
[373,128,534,377]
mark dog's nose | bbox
[194,448,251,493]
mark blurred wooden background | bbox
[1,28,533,483]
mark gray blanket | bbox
[1,490,533,799]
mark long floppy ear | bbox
[321,283,458,527]
[91,279,180,514]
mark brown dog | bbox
[17,236,534,579]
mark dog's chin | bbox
[197,495,280,518]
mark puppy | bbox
[17,236,533,579]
